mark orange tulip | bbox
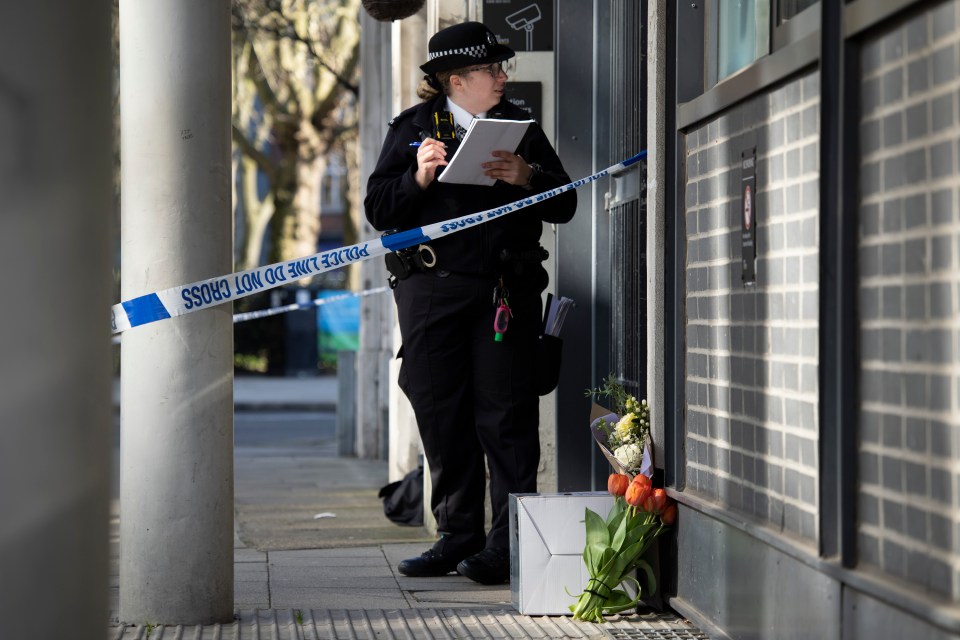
[607,473,630,497]
[661,502,677,525]
[625,479,652,507]
[643,488,667,514]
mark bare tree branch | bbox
[231,10,359,97]
[232,123,277,180]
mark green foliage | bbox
[234,351,269,373]
[569,499,670,623]
[584,374,632,417]
[583,508,610,548]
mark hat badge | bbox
[486,31,497,45]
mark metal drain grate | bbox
[108,608,708,639]
[602,612,711,640]
[605,629,711,640]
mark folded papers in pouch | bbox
[437,118,533,186]
[542,293,574,337]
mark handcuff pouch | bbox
[385,251,412,281]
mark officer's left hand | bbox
[482,151,533,186]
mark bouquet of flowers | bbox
[587,375,653,477]
[569,376,677,623]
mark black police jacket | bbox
[364,94,577,278]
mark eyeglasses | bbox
[464,60,514,79]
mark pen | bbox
[409,142,421,147]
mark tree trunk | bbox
[239,155,274,272]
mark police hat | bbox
[420,22,515,76]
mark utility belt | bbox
[383,230,548,289]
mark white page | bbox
[437,118,533,186]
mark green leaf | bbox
[623,520,656,547]
[600,546,615,573]
[603,588,634,609]
[583,543,609,575]
[584,508,610,548]
[634,558,657,596]
[610,514,628,552]
[601,537,647,582]
[629,526,665,561]
[564,584,587,599]
[607,508,626,540]
[602,576,643,615]
[606,498,625,526]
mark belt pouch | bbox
[534,334,563,396]
[385,252,411,280]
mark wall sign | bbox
[741,147,757,286]
[483,0,554,52]
[504,82,542,123]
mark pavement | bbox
[107,375,707,639]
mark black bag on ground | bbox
[377,466,424,526]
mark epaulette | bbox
[387,103,421,129]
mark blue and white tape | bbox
[111,151,646,334]
[110,286,390,344]
[230,286,389,324]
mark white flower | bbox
[614,443,643,469]
[614,413,636,443]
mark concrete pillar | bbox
[119,0,233,625]
[0,4,112,640]
[646,1,667,463]
[357,9,395,462]
[392,11,429,115]
[386,10,436,530]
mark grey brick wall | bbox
[858,0,960,600]
[684,72,820,542]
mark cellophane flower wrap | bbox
[587,375,653,478]
[569,376,677,623]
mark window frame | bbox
[678,1,821,130]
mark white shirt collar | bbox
[446,97,486,135]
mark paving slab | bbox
[107,380,707,639]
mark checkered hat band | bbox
[429,44,488,61]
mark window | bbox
[772,0,819,52]
[776,0,817,24]
[703,0,820,90]
[713,0,771,84]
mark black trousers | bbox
[394,270,541,550]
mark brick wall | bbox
[684,72,821,542]
[857,0,960,599]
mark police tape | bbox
[111,150,646,334]
[230,286,389,324]
[110,286,390,344]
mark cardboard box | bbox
[509,492,615,615]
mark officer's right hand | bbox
[415,137,447,190]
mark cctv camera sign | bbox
[483,0,554,52]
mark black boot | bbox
[457,547,510,585]
[398,535,484,577]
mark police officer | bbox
[364,21,576,584]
